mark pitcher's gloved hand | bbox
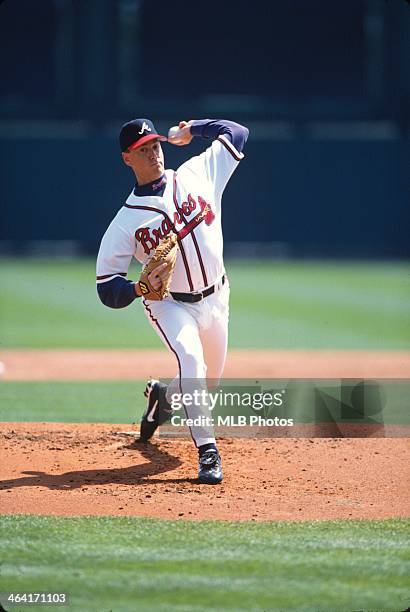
[137,234,179,300]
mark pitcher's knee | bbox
[177,350,206,379]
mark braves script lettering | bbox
[135,194,215,254]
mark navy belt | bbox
[171,275,225,303]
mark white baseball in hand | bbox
[168,126,180,140]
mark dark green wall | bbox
[1,136,408,257]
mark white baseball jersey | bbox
[96,135,244,293]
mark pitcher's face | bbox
[122,138,165,184]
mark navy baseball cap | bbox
[119,118,166,152]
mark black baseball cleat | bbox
[139,379,173,442]
[198,449,223,485]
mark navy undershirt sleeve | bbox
[97,276,138,309]
[190,119,249,153]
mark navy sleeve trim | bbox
[217,135,244,161]
[190,119,249,154]
[97,276,138,309]
[96,272,127,282]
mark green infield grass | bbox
[0,515,408,611]
[1,380,409,425]
[0,381,143,423]
[1,258,409,349]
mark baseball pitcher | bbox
[96,118,249,484]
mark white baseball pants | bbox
[143,277,229,447]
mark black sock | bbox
[198,443,217,456]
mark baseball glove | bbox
[138,233,179,300]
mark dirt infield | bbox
[1,348,410,379]
[0,349,409,521]
[1,423,409,521]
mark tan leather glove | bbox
[137,234,179,300]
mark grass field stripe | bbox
[0,515,408,611]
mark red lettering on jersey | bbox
[135,222,174,255]
[135,227,159,255]
[187,194,197,212]
[182,200,191,216]
[173,209,183,225]
[152,226,164,244]
[161,217,172,236]
[135,194,214,255]
[198,196,215,225]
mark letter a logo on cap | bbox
[138,121,151,135]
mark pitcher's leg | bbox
[200,315,228,385]
[200,282,230,386]
[143,299,215,447]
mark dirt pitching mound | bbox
[1,423,408,522]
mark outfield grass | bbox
[0,381,144,423]
[0,515,408,611]
[1,258,409,349]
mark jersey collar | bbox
[133,174,167,197]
